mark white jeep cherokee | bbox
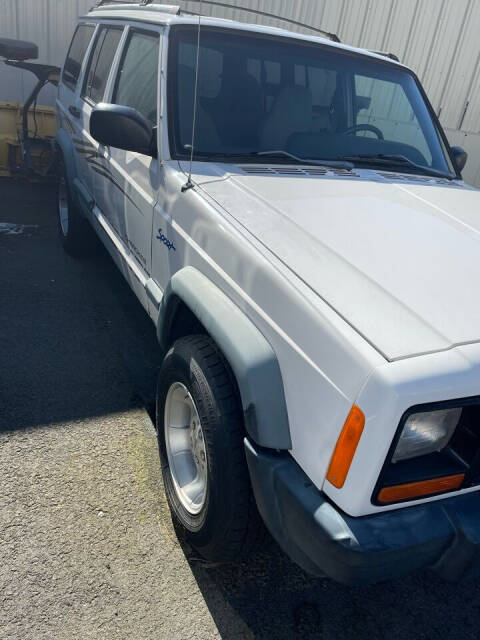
[56,1,480,584]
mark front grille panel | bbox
[448,402,480,486]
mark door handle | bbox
[68,105,81,119]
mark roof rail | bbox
[92,0,341,42]
[93,1,180,12]
[98,0,340,41]
[182,0,341,42]
[94,0,132,6]
[371,50,400,62]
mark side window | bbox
[113,31,160,125]
[82,27,123,104]
[62,24,95,91]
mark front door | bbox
[93,27,162,312]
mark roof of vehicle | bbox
[85,3,405,68]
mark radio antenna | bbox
[182,0,202,192]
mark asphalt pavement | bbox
[1,178,480,639]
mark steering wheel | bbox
[343,124,384,139]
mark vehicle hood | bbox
[200,167,480,361]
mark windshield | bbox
[168,26,455,176]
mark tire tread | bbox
[159,334,266,562]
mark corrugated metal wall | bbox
[2,0,480,184]
[0,0,93,105]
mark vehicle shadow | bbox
[0,179,162,433]
[185,541,480,639]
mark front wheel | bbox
[156,335,265,562]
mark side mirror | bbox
[90,103,157,157]
[451,146,467,173]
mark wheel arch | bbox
[55,128,77,189]
[157,267,292,450]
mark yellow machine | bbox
[0,38,59,179]
[0,101,56,178]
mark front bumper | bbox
[245,438,480,585]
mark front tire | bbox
[157,335,265,562]
[57,163,94,257]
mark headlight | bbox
[373,404,470,505]
[392,408,462,463]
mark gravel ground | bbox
[1,179,480,640]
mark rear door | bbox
[57,23,96,201]
[93,26,161,311]
[79,24,124,200]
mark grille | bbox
[448,401,480,487]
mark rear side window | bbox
[63,24,95,91]
[113,31,160,125]
[82,27,123,103]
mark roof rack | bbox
[94,0,133,6]
[182,0,341,42]
[371,51,399,62]
[93,1,180,12]
[93,0,341,42]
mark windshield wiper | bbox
[189,149,353,169]
[340,153,455,180]
[253,150,354,169]
[185,149,355,169]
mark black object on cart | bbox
[0,37,60,178]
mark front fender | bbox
[157,267,292,450]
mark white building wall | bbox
[0,0,93,105]
[2,0,480,185]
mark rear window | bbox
[62,24,95,91]
[82,27,123,104]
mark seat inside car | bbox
[259,85,313,151]
[177,64,221,153]
[209,67,264,149]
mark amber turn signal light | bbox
[377,473,465,504]
[326,404,365,489]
